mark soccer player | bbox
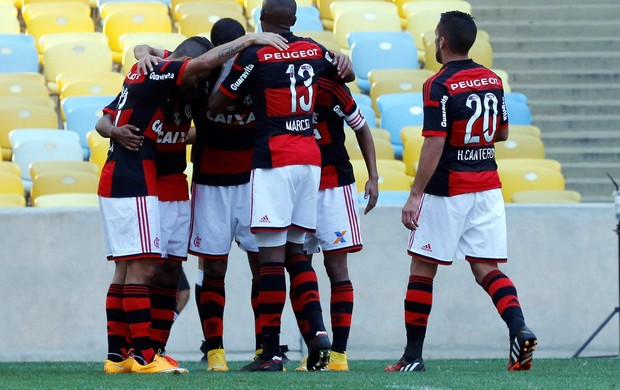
[385,11,537,373]
[293,78,379,371]
[209,0,354,372]
[98,33,288,375]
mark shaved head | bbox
[261,0,296,29]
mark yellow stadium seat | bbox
[0,161,21,176]
[368,68,433,87]
[406,10,441,56]
[0,96,56,110]
[498,166,565,203]
[317,0,382,29]
[510,125,541,138]
[333,5,401,49]
[344,126,391,142]
[173,1,243,22]
[170,0,237,16]
[34,192,99,207]
[0,193,26,207]
[30,160,100,179]
[22,1,90,25]
[30,170,99,202]
[56,71,124,96]
[351,158,407,176]
[0,105,59,160]
[511,189,581,204]
[39,32,109,54]
[43,40,113,93]
[0,79,49,99]
[86,130,106,150]
[424,36,493,73]
[0,2,17,16]
[244,0,312,19]
[99,1,169,20]
[89,138,110,173]
[370,78,425,116]
[0,13,20,33]
[21,0,89,6]
[119,32,187,53]
[0,72,46,85]
[400,125,422,146]
[26,11,95,53]
[179,10,247,37]
[59,79,122,102]
[103,9,172,63]
[402,134,424,176]
[495,134,545,160]
[345,135,394,160]
[496,158,562,173]
[354,168,413,192]
[295,30,337,45]
[0,171,24,195]
[401,0,471,19]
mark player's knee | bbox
[204,259,228,277]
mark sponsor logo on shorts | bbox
[259,215,270,223]
[420,243,432,252]
[333,230,347,244]
[154,237,160,249]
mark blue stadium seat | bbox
[61,95,116,120]
[380,102,425,158]
[376,92,423,117]
[65,104,104,159]
[352,93,372,108]
[358,103,377,128]
[347,31,413,52]
[350,33,418,92]
[505,100,532,125]
[0,38,39,73]
[505,92,528,105]
[254,7,322,32]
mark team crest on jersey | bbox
[243,95,252,106]
[174,112,182,126]
[184,104,192,119]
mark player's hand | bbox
[110,125,143,151]
[249,32,289,50]
[402,193,421,231]
[137,54,164,75]
[332,52,354,79]
[363,177,379,215]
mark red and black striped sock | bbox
[251,278,262,351]
[150,283,177,353]
[106,283,129,361]
[285,254,326,336]
[330,280,354,354]
[258,262,286,358]
[290,288,312,345]
[480,270,525,337]
[201,275,225,351]
[194,282,208,342]
[404,275,433,361]
[123,284,155,364]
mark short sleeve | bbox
[422,79,448,137]
[218,49,257,100]
[318,77,366,131]
[102,93,121,116]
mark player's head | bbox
[435,11,477,64]
[170,36,214,60]
[211,18,246,47]
[260,0,297,32]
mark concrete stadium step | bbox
[529,100,620,116]
[542,131,620,148]
[491,37,620,53]
[508,69,620,85]
[561,162,620,180]
[533,115,620,132]
[493,51,620,70]
[545,146,620,163]
[514,83,620,101]
[474,4,620,22]
[565,178,617,203]
[477,20,619,38]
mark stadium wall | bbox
[0,204,617,362]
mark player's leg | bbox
[105,261,131,371]
[246,252,263,355]
[202,256,230,371]
[464,189,537,371]
[150,260,182,356]
[195,258,208,361]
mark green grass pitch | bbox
[0,358,618,389]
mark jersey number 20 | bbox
[464,92,499,144]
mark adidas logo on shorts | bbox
[259,215,270,223]
[421,243,432,252]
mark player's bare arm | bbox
[134,44,166,74]
[332,52,355,82]
[402,136,445,230]
[95,113,144,152]
[496,126,509,142]
[354,123,379,214]
[182,32,288,87]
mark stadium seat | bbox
[43,40,113,93]
[61,95,116,121]
[0,192,26,207]
[89,137,110,173]
[0,2,16,17]
[354,169,413,193]
[317,0,378,29]
[400,125,423,146]
[424,37,493,72]
[26,11,95,53]
[345,136,394,160]
[0,13,20,34]
[11,136,84,190]
[0,39,39,73]
[179,10,246,37]
[33,192,100,207]
[402,131,424,176]
[495,134,545,159]
[59,79,123,104]
[401,0,472,19]
[344,126,391,143]
[120,33,187,74]
[511,189,581,204]
[253,7,322,32]
[86,129,105,150]
[358,103,377,128]
[30,170,99,202]
[350,33,418,92]
[505,100,532,125]
[497,166,565,203]
[351,92,371,108]
[333,5,401,49]
[174,1,243,22]
[56,71,124,97]
[496,158,562,173]
[0,72,45,85]
[0,105,59,160]
[30,160,99,179]
[103,9,172,63]
[368,68,434,87]
[38,32,109,54]
[351,158,407,177]
[0,160,20,176]
[510,125,541,138]
[22,1,90,25]
[370,78,425,116]
[0,171,25,196]
[505,92,528,106]
[379,102,425,158]
[293,30,337,46]
[9,128,80,150]
[64,104,105,159]
[405,10,441,59]
[99,1,169,21]
[0,78,49,99]
[0,96,55,110]
[376,92,423,117]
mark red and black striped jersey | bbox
[422,59,508,196]
[314,77,365,189]
[98,59,189,198]
[218,32,337,169]
[191,76,255,186]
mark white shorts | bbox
[304,183,363,255]
[407,189,507,265]
[189,182,258,259]
[159,200,191,261]
[99,196,162,261]
[250,165,320,233]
